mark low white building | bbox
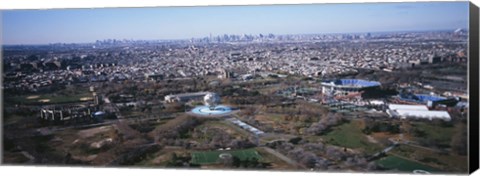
[388,104,429,111]
[387,104,451,121]
[164,92,212,103]
[228,118,264,135]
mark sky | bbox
[1,2,469,45]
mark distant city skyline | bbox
[1,2,469,45]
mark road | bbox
[388,137,446,153]
[369,136,445,162]
[35,115,172,135]
[367,138,400,161]
[21,151,35,163]
[226,113,302,168]
[260,146,305,169]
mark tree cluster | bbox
[306,113,346,135]
[191,127,255,150]
[287,148,329,169]
[450,122,467,155]
[362,119,400,134]
[220,156,269,168]
[109,144,162,166]
[166,153,200,167]
[152,116,201,143]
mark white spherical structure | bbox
[204,92,220,108]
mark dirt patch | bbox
[78,126,113,138]
[256,114,284,122]
[26,95,40,100]
[151,153,170,164]
[38,99,50,102]
[80,97,93,101]
[72,154,97,162]
[366,135,379,144]
[372,132,394,139]
[255,114,287,129]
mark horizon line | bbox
[2,28,467,46]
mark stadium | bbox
[321,79,381,95]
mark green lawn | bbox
[390,145,468,172]
[191,148,262,165]
[376,155,439,173]
[322,120,381,153]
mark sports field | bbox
[191,148,262,165]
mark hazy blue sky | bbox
[2,2,469,45]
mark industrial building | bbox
[40,105,102,122]
[397,93,458,107]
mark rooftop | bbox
[321,79,381,88]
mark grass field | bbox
[3,114,26,125]
[411,122,454,147]
[193,120,250,141]
[191,148,262,165]
[322,120,381,154]
[256,113,284,122]
[376,155,439,173]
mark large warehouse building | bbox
[387,104,451,121]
